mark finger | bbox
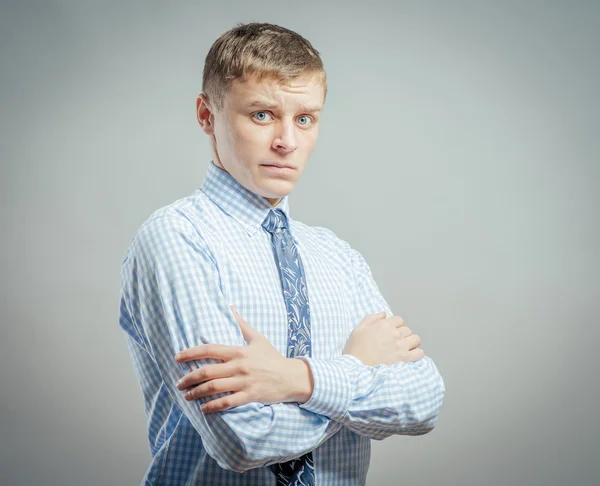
[396,326,413,339]
[404,334,421,350]
[406,348,425,362]
[230,305,261,343]
[201,391,251,414]
[184,377,242,401]
[176,362,238,390]
[174,343,242,363]
[391,316,405,328]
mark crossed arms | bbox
[119,214,445,473]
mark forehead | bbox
[225,74,325,110]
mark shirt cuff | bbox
[297,354,361,421]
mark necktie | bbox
[262,209,315,486]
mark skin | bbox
[174,73,424,414]
[175,309,423,413]
[196,73,325,207]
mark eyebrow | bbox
[245,100,322,113]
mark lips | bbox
[261,163,296,170]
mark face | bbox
[197,74,325,206]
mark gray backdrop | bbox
[1,1,599,485]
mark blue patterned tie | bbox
[262,209,315,486]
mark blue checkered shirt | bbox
[119,161,445,485]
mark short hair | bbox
[202,22,327,110]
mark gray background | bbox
[1,1,598,485]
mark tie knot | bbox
[262,209,288,234]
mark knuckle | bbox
[393,316,405,326]
[238,363,251,375]
[207,381,218,393]
[194,369,205,382]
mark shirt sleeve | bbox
[119,212,344,473]
[298,244,446,440]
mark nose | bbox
[272,119,298,154]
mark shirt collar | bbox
[199,160,291,237]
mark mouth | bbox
[261,163,296,170]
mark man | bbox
[119,22,445,485]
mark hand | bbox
[174,306,314,413]
[343,312,424,366]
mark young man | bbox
[119,22,445,486]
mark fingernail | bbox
[184,391,191,400]
[176,379,183,389]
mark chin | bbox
[257,179,295,198]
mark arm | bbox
[176,238,446,439]
[297,244,446,440]
[119,213,344,472]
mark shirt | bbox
[118,160,446,485]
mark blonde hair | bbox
[202,22,327,110]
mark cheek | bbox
[232,120,273,149]
[213,119,237,154]
[300,129,319,152]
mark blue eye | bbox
[253,111,272,122]
[297,115,312,126]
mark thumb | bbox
[230,305,260,343]
[368,311,387,323]
[358,311,387,327]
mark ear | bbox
[196,93,215,135]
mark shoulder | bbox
[290,218,353,257]
[291,219,368,270]
[123,190,213,263]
